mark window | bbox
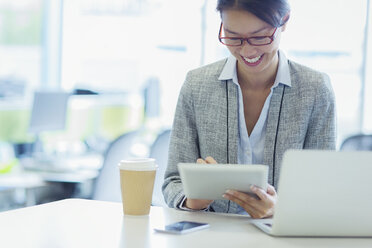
[0,0,43,99]
[60,0,371,145]
[61,0,205,127]
[283,0,368,146]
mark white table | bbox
[0,199,371,248]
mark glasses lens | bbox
[248,37,272,45]
[220,38,242,46]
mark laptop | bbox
[251,149,372,237]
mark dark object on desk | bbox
[13,142,34,158]
[340,134,372,151]
[72,88,99,95]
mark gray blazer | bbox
[162,58,336,214]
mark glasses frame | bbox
[218,22,278,47]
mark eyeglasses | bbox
[218,23,278,47]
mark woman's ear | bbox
[280,12,290,32]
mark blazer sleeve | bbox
[303,73,336,150]
[162,73,200,208]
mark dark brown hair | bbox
[216,0,290,27]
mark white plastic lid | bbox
[118,158,157,171]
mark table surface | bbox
[0,199,371,248]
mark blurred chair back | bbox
[340,134,372,151]
[150,129,171,207]
[92,130,141,202]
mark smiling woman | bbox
[162,0,336,219]
[219,9,287,86]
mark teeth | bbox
[243,55,262,63]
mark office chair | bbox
[340,134,372,151]
[149,129,171,207]
[92,130,143,202]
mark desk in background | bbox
[0,199,371,248]
[19,153,102,183]
[0,173,45,210]
[0,154,102,210]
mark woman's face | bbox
[221,9,286,77]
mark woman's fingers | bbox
[196,158,206,164]
[196,156,218,164]
[223,188,276,218]
[223,191,263,218]
[251,186,268,201]
[205,156,217,164]
[266,184,277,196]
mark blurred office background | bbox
[1,0,372,211]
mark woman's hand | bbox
[223,184,277,219]
[184,156,216,210]
[196,156,218,164]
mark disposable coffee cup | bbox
[119,158,158,216]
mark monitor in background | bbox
[29,91,70,134]
[28,91,70,156]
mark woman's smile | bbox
[241,54,264,67]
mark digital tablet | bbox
[178,163,268,200]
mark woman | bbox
[162,0,336,218]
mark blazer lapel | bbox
[226,80,238,164]
[263,84,285,186]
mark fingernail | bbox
[223,194,230,199]
[250,185,256,191]
[225,190,233,194]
